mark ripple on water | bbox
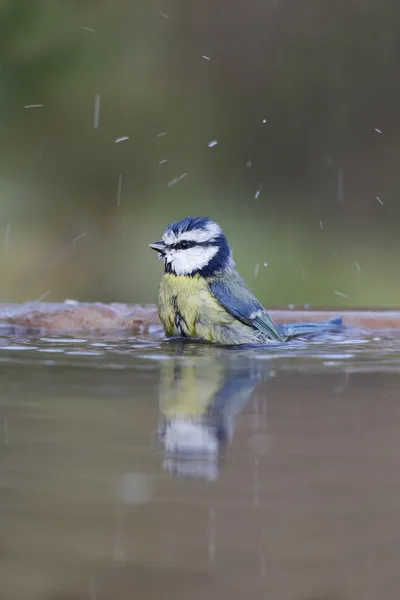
[0,325,399,373]
[310,353,355,360]
[66,350,105,356]
[37,348,67,353]
[135,354,172,361]
[0,345,38,351]
[40,337,89,344]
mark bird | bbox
[149,216,283,345]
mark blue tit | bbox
[149,216,283,345]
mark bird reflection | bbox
[158,343,273,480]
[157,317,347,480]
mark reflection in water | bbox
[3,329,400,599]
[157,318,347,480]
[158,343,272,480]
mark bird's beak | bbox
[149,241,166,256]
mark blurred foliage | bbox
[0,0,400,306]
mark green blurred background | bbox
[0,0,399,307]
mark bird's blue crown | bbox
[167,216,214,237]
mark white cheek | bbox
[170,246,218,275]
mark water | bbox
[2,331,400,599]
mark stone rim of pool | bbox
[0,301,400,336]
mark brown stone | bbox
[0,302,400,336]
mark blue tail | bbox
[277,317,347,340]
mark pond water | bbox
[2,328,400,600]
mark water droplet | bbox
[208,508,216,561]
[117,174,123,206]
[168,173,187,186]
[4,223,11,253]
[89,579,97,600]
[208,139,218,147]
[36,291,51,302]
[4,416,9,446]
[93,94,101,129]
[337,168,345,202]
[333,290,348,299]
[72,232,87,244]
[114,136,129,143]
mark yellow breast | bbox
[158,273,255,344]
[158,274,210,337]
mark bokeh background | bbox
[1,0,399,307]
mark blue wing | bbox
[209,272,283,342]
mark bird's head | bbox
[149,217,234,276]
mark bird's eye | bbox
[180,240,190,249]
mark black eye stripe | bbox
[172,240,196,250]
[168,237,219,250]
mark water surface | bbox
[1,330,400,599]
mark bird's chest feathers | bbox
[158,274,210,337]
